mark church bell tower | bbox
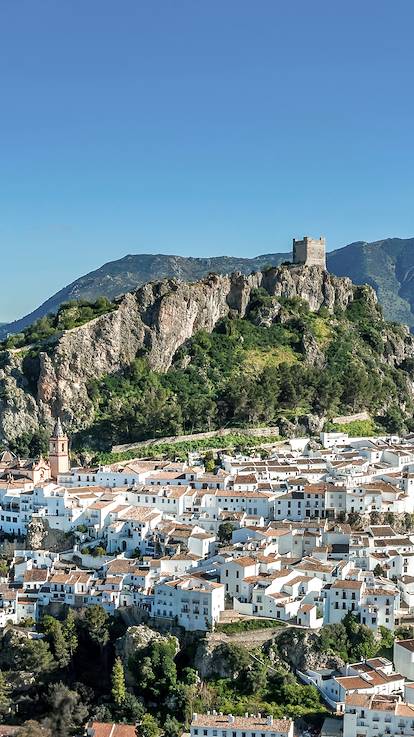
[49,417,70,479]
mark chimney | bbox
[192,713,198,722]
[267,716,273,726]
[228,715,235,724]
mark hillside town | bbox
[3,421,414,734]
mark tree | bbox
[44,682,88,737]
[370,511,381,525]
[349,625,377,661]
[343,612,377,661]
[15,722,52,737]
[164,715,182,737]
[63,608,78,658]
[403,513,414,531]
[373,563,385,577]
[382,405,406,435]
[347,511,362,529]
[136,713,161,737]
[241,658,267,695]
[203,451,216,473]
[0,671,11,721]
[42,616,70,669]
[213,643,250,680]
[384,512,395,526]
[133,638,177,702]
[396,625,414,640]
[217,522,235,544]
[317,623,349,661]
[83,604,109,648]
[120,692,144,723]
[111,657,126,707]
[0,560,8,578]
[20,639,55,675]
[379,625,394,651]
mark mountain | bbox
[0,252,286,339]
[2,236,414,341]
[4,237,414,338]
[328,237,414,326]
[1,265,413,452]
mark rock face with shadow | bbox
[0,264,409,444]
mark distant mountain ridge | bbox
[2,237,414,337]
[0,252,287,338]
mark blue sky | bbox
[1,1,414,321]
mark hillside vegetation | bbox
[1,296,116,350]
[73,285,414,455]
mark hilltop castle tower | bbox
[49,417,70,479]
[292,236,326,269]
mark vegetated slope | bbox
[0,252,286,339]
[1,265,413,455]
[328,237,414,326]
[75,285,414,454]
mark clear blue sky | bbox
[1,1,414,321]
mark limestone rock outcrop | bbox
[0,265,410,444]
[115,625,179,686]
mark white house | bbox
[190,713,294,737]
[343,693,414,737]
[394,639,414,681]
[220,556,258,598]
[154,576,225,631]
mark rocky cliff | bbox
[4,236,414,339]
[0,265,407,444]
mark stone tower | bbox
[49,417,70,479]
[292,236,326,269]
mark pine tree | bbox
[111,657,126,707]
[83,604,109,648]
[53,622,70,668]
[42,616,70,668]
[63,609,78,658]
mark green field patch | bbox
[243,345,298,375]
